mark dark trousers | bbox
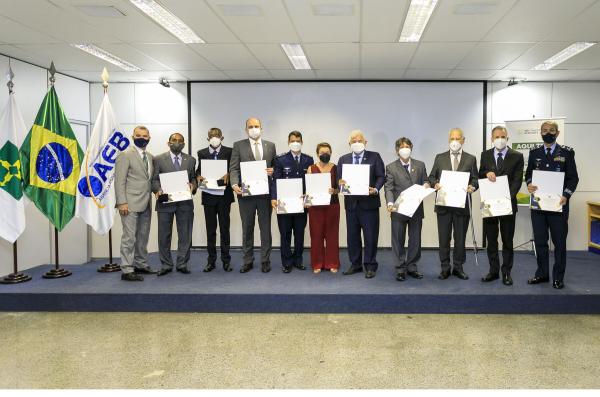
[437,209,469,272]
[483,214,516,275]
[391,216,423,272]
[346,208,380,272]
[238,196,272,266]
[277,212,307,267]
[203,201,232,265]
[531,210,569,282]
[157,209,193,270]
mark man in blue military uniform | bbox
[525,121,579,289]
[271,131,314,273]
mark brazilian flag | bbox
[20,86,84,231]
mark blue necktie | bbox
[174,155,181,171]
[354,155,360,164]
[213,151,218,160]
[403,164,409,172]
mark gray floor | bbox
[0,312,599,389]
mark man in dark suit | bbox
[271,131,314,273]
[428,128,478,280]
[525,121,579,289]
[384,137,430,282]
[230,117,277,273]
[196,127,234,272]
[479,126,524,286]
[151,132,198,276]
[338,130,385,279]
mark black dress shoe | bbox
[342,267,362,275]
[121,272,143,281]
[223,263,233,272]
[134,267,157,275]
[407,270,423,279]
[396,272,406,282]
[261,263,271,273]
[203,263,216,272]
[365,270,376,279]
[157,268,172,276]
[177,267,191,274]
[527,276,550,284]
[502,274,513,286]
[481,273,499,282]
[240,264,253,273]
[452,269,469,280]
[282,266,292,273]
[553,280,564,289]
[293,263,306,270]
[438,271,451,280]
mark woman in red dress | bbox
[306,142,340,273]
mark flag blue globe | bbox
[35,142,74,183]
[77,175,103,197]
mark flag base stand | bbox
[98,263,120,273]
[43,267,72,279]
[1,272,32,284]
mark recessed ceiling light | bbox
[218,4,263,16]
[453,2,497,15]
[71,44,142,72]
[532,42,596,70]
[280,43,311,70]
[75,5,126,18]
[399,0,439,43]
[312,4,355,16]
[129,0,205,44]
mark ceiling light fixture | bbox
[399,0,439,42]
[71,44,142,72]
[532,42,596,71]
[280,43,311,70]
[129,0,205,44]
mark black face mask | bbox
[169,142,184,154]
[133,137,149,148]
[542,133,557,144]
[319,153,331,163]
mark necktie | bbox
[452,152,459,171]
[403,164,409,172]
[142,151,148,173]
[496,152,504,171]
[254,142,261,161]
[546,147,552,162]
[213,151,218,160]
[354,155,360,164]
[295,155,300,164]
[174,155,181,171]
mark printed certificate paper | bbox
[435,170,469,208]
[276,178,304,214]
[305,173,331,206]
[531,170,565,212]
[240,160,268,196]
[393,184,435,217]
[341,164,369,196]
[159,170,192,203]
[479,175,513,218]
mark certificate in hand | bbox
[435,170,469,208]
[479,176,513,218]
[531,170,565,212]
[305,173,331,206]
[276,178,304,214]
[159,170,192,203]
[341,164,370,195]
[392,184,435,218]
[240,160,268,196]
[199,159,227,191]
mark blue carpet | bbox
[1,249,599,313]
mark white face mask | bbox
[449,140,462,152]
[493,137,507,151]
[398,147,411,160]
[209,137,222,148]
[351,142,365,154]
[248,127,261,140]
[289,141,302,152]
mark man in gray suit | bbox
[385,137,430,282]
[230,117,277,273]
[115,126,157,281]
[152,133,198,276]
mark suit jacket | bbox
[478,148,524,213]
[196,145,234,205]
[271,151,315,199]
[337,150,385,211]
[151,151,198,212]
[428,150,479,215]
[114,146,153,212]
[384,158,428,220]
[229,138,277,198]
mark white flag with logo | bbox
[75,93,130,235]
[0,92,27,243]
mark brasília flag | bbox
[75,93,129,235]
[19,86,83,231]
[0,91,27,243]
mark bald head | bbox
[245,118,261,130]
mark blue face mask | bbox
[133,137,149,148]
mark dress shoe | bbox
[293,263,306,270]
[438,270,451,280]
[240,264,253,273]
[157,268,172,277]
[553,280,565,289]
[407,270,423,279]
[223,263,233,272]
[121,272,143,281]
[502,273,513,286]
[261,263,271,273]
[527,276,549,285]
[203,263,216,272]
[452,269,469,280]
[282,266,292,273]
[177,267,191,274]
[396,272,406,282]
[134,267,157,275]
[342,267,362,275]
[365,270,376,279]
[481,273,499,282]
